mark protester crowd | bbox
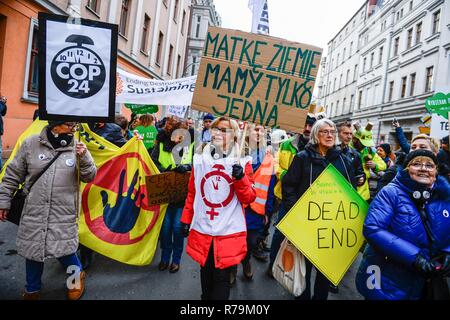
[0,105,449,301]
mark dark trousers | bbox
[269,203,287,264]
[200,244,232,300]
[242,229,259,265]
[296,259,330,300]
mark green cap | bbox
[353,122,374,147]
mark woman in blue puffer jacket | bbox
[355,149,450,300]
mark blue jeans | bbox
[269,202,287,264]
[160,204,184,265]
[25,253,82,293]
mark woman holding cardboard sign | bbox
[282,118,358,300]
[180,117,256,300]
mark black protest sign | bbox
[38,13,118,122]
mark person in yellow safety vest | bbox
[266,114,318,279]
[229,124,277,285]
[151,117,194,274]
[349,121,387,202]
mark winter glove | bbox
[232,164,244,180]
[181,223,190,238]
[413,253,440,276]
[163,164,173,172]
[437,253,450,277]
[174,164,192,174]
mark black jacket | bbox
[337,144,365,181]
[282,144,358,212]
[437,148,450,178]
[90,123,127,148]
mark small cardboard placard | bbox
[146,171,190,205]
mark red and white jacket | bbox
[181,144,256,269]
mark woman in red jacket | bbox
[181,117,256,300]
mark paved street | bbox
[0,221,363,300]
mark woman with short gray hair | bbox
[281,118,359,300]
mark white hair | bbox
[309,118,337,146]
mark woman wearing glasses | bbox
[356,149,450,300]
[180,116,256,300]
[0,121,97,300]
[282,118,359,300]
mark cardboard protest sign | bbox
[277,165,369,286]
[192,27,322,133]
[146,171,191,205]
[38,13,118,122]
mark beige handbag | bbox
[272,238,307,296]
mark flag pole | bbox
[76,123,81,221]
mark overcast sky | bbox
[213,0,366,56]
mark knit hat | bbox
[47,121,66,129]
[305,113,317,125]
[203,113,215,121]
[404,149,438,168]
[378,143,391,156]
[442,135,449,145]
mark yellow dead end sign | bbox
[277,164,369,286]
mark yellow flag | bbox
[78,124,167,266]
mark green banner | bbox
[425,93,450,119]
[125,104,159,114]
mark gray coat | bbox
[0,127,97,262]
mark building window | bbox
[330,103,334,117]
[119,0,130,36]
[176,54,181,77]
[425,66,433,92]
[388,81,394,102]
[406,28,413,49]
[336,100,340,116]
[379,46,383,64]
[350,41,353,56]
[167,44,174,75]
[370,52,374,69]
[350,94,355,110]
[181,10,186,35]
[363,57,366,72]
[401,76,407,98]
[409,1,413,11]
[27,26,39,96]
[191,56,197,76]
[346,69,350,85]
[339,74,343,88]
[409,73,416,96]
[343,48,346,62]
[156,31,163,65]
[173,0,179,23]
[353,64,358,81]
[415,22,422,44]
[343,97,347,114]
[87,0,101,13]
[333,78,336,92]
[393,37,399,56]
[337,54,340,66]
[195,15,201,38]
[358,90,363,109]
[432,10,440,34]
[140,14,150,53]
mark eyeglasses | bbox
[410,162,436,171]
[319,130,336,136]
[212,127,231,134]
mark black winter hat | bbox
[378,143,391,156]
[405,149,438,167]
[442,135,449,145]
[47,121,66,129]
